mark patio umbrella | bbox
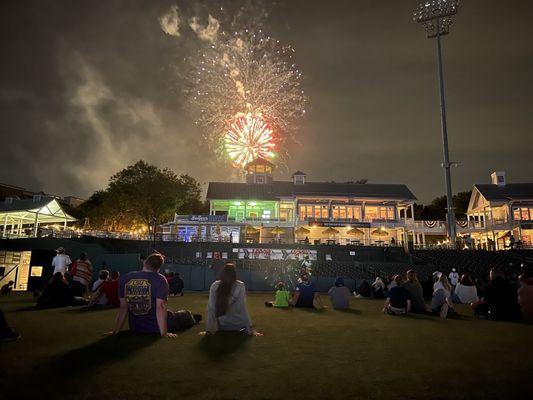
[371,228,389,236]
[346,228,364,236]
[295,226,311,235]
[322,227,339,235]
[245,225,259,234]
[270,226,285,235]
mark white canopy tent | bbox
[0,196,77,238]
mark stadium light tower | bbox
[414,0,459,248]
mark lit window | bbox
[365,206,378,221]
[513,208,521,220]
[521,208,530,221]
[322,206,328,219]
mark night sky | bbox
[1,0,532,203]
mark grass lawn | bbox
[1,292,533,400]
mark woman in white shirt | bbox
[432,275,454,318]
[202,263,262,336]
[452,274,479,304]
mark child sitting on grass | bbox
[265,282,290,308]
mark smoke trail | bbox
[189,14,220,43]
[159,4,181,37]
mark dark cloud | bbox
[0,0,532,202]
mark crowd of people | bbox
[355,266,533,321]
[1,247,532,343]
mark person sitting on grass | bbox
[473,267,520,321]
[292,273,321,308]
[371,277,386,299]
[1,281,14,295]
[37,272,77,308]
[518,269,533,322]
[452,274,479,304]
[383,275,411,315]
[0,308,20,342]
[328,277,351,310]
[90,270,120,308]
[107,252,179,338]
[71,252,93,297]
[202,262,262,336]
[432,275,455,318]
[265,282,290,308]
[357,279,372,298]
[169,272,184,296]
[403,270,428,314]
[91,269,109,305]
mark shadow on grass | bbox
[336,308,362,315]
[198,332,251,360]
[400,313,439,322]
[38,332,159,376]
[62,306,115,313]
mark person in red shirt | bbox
[89,270,120,308]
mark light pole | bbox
[414,0,459,248]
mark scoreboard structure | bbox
[0,250,32,291]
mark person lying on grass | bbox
[107,252,201,338]
[201,262,262,336]
[265,282,290,308]
[382,275,411,315]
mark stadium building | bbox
[465,171,533,250]
[163,158,420,246]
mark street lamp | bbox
[414,0,459,248]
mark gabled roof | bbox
[0,197,76,222]
[292,171,306,176]
[474,183,533,202]
[207,181,417,201]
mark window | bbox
[249,212,258,219]
[339,207,346,219]
[513,208,521,220]
[255,176,265,184]
[387,207,394,220]
[321,206,329,219]
[522,208,530,221]
[365,206,378,221]
[299,207,306,220]
[379,208,387,219]
[314,207,321,219]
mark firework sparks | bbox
[184,20,307,167]
[225,113,275,167]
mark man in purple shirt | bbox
[108,253,176,338]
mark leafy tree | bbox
[75,161,203,231]
[417,191,472,220]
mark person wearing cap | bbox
[328,277,351,310]
[383,275,411,315]
[448,268,460,289]
[51,247,72,275]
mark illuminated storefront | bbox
[464,172,533,249]
[204,159,417,246]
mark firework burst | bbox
[184,16,307,168]
[225,112,276,167]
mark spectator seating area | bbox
[413,249,533,279]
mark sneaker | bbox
[0,328,21,343]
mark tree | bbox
[75,161,204,231]
[417,191,472,221]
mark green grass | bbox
[1,292,533,400]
